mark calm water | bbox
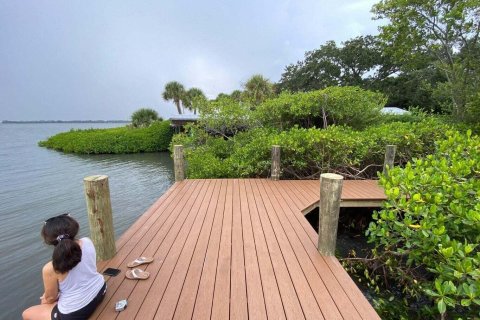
[0,123,174,319]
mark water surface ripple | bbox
[0,123,174,319]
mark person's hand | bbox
[40,294,47,304]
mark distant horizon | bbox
[1,119,131,123]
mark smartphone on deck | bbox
[102,268,121,277]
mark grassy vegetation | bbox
[39,121,173,154]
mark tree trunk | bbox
[175,100,182,114]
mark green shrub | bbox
[131,108,160,127]
[366,130,480,318]
[173,118,451,179]
[254,86,386,130]
[39,121,173,154]
[197,96,254,136]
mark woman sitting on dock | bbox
[22,214,106,320]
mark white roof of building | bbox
[168,114,200,121]
[381,107,409,115]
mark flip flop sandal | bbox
[127,256,154,268]
[125,268,150,280]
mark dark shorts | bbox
[51,282,107,320]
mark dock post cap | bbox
[320,173,343,180]
[84,175,108,182]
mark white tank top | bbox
[57,237,105,314]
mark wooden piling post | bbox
[174,145,185,182]
[271,145,281,181]
[318,173,344,256]
[383,145,396,177]
[83,175,116,261]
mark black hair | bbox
[41,214,82,273]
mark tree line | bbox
[159,0,479,123]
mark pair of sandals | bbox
[125,256,154,280]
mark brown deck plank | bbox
[249,180,307,320]
[152,180,220,319]
[230,179,248,320]
[128,180,214,320]
[244,180,286,320]
[285,188,381,320]
[264,180,362,320]
[96,181,185,272]
[93,180,200,319]
[238,179,267,320]
[279,181,312,212]
[211,179,234,319]
[109,179,209,320]
[191,180,228,320]
[95,180,203,319]
[171,179,222,320]
[324,256,381,320]
[93,179,382,320]
[254,180,325,320]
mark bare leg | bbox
[22,303,56,320]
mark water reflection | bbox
[0,123,174,318]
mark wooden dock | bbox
[93,179,385,319]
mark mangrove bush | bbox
[358,131,480,319]
[39,121,173,154]
[173,118,450,179]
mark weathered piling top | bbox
[93,179,384,319]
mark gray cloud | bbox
[0,0,381,120]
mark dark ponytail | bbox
[41,214,82,273]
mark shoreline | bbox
[2,120,130,124]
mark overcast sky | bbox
[0,0,381,120]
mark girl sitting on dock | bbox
[22,214,106,320]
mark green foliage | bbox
[183,88,206,115]
[366,131,480,318]
[39,121,173,154]
[242,74,275,106]
[373,67,446,113]
[255,86,386,130]
[130,108,160,128]
[373,0,480,121]
[173,119,450,179]
[163,81,186,114]
[278,36,393,92]
[197,96,255,136]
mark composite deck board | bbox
[249,180,307,320]
[238,180,268,320]
[111,179,208,319]
[130,179,213,320]
[211,179,234,319]
[172,179,222,320]
[153,180,220,319]
[191,180,228,320]
[95,179,382,320]
[230,180,249,320]
[255,180,326,320]
[93,180,199,319]
[262,180,358,320]
[244,180,287,320]
[268,181,363,319]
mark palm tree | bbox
[184,88,206,114]
[243,74,274,106]
[130,108,159,127]
[163,81,186,114]
[230,90,243,102]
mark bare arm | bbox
[41,262,59,304]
